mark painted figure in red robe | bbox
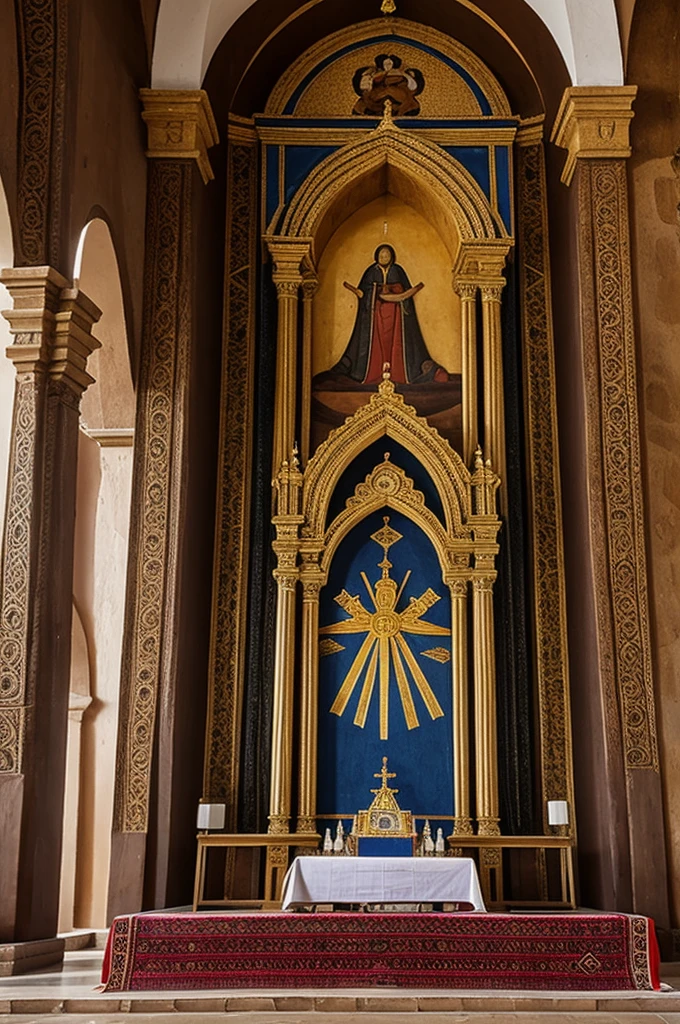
[328,244,450,385]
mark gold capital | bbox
[140,89,219,184]
[551,86,637,186]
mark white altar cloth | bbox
[281,856,486,911]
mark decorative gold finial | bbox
[379,98,394,129]
[372,756,398,794]
[381,0,397,12]
[382,362,391,380]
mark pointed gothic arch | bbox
[303,377,472,543]
[278,124,506,263]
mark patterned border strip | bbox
[204,141,258,810]
[114,161,192,833]
[15,0,67,266]
[516,141,574,808]
[580,160,659,772]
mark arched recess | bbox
[278,125,506,261]
[0,173,15,532]
[62,217,135,929]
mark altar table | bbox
[281,856,486,911]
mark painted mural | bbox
[312,196,463,454]
[316,504,454,822]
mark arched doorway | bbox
[59,217,135,931]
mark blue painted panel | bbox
[317,508,454,821]
[444,146,491,200]
[265,145,280,227]
[357,837,414,857]
[495,146,512,234]
[283,35,493,116]
[285,146,338,205]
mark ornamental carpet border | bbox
[102,912,659,992]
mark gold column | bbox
[480,280,507,500]
[297,557,323,834]
[300,274,318,467]
[473,575,500,836]
[269,453,303,834]
[455,281,478,465]
[266,239,311,477]
[450,579,473,835]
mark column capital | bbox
[1,268,101,393]
[551,85,638,186]
[140,89,219,185]
[265,237,314,288]
[479,280,505,303]
[453,240,513,283]
[516,114,545,148]
[453,280,477,301]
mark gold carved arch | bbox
[279,124,505,258]
[321,456,459,576]
[265,17,512,119]
[302,375,472,543]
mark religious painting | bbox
[312,196,463,454]
[316,505,454,824]
[352,54,425,117]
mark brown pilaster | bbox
[0,268,100,942]
[552,86,669,925]
[515,119,573,831]
[108,90,218,919]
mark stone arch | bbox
[151,0,623,90]
[67,216,135,928]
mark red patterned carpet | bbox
[102,912,660,992]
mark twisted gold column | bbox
[297,573,322,833]
[473,576,500,835]
[481,281,506,500]
[455,282,478,465]
[450,580,473,835]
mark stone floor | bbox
[1,947,679,1022]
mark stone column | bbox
[455,282,478,465]
[266,240,310,478]
[108,90,218,920]
[0,268,101,943]
[449,579,472,836]
[552,86,669,925]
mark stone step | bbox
[2,991,680,1014]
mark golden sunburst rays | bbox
[319,516,448,740]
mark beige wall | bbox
[58,218,135,930]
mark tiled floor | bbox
[1,948,680,1021]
